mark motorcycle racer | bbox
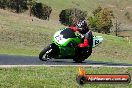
[39,19,103,62]
[69,20,93,54]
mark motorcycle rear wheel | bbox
[73,52,91,63]
[73,57,85,63]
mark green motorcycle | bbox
[39,28,103,62]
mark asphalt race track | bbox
[0,54,132,67]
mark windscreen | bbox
[60,28,76,39]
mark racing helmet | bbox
[76,20,89,34]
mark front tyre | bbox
[39,45,52,61]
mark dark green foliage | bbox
[0,0,52,20]
[0,0,28,13]
[88,7,114,34]
[59,8,87,26]
[8,0,28,13]
[31,2,52,20]
[0,0,9,9]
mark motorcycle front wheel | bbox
[39,45,53,61]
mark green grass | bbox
[38,0,132,23]
[0,67,131,88]
[0,9,132,64]
[0,9,59,56]
[0,1,132,88]
[89,33,132,64]
[0,0,132,63]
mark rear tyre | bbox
[73,57,85,63]
[73,47,90,63]
[39,45,52,61]
[73,52,91,63]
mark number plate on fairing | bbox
[54,30,69,45]
[93,36,103,48]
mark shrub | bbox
[31,2,52,20]
[0,0,52,20]
[8,0,28,13]
[88,7,114,34]
[59,8,87,26]
[0,0,28,13]
[0,0,9,9]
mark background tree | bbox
[59,8,87,26]
[0,0,9,9]
[9,0,28,13]
[31,2,52,20]
[88,7,114,34]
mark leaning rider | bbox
[69,20,93,55]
